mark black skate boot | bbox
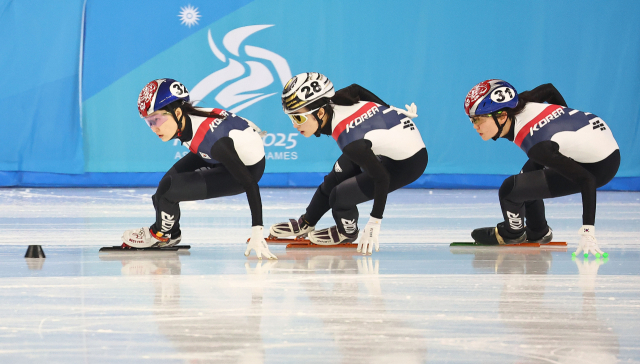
[471,222,527,245]
[526,226,553,244]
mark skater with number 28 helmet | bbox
[464,79,620,256]
[269,72,428,255]
[121,78,276,259]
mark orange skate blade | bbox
[266,237,309,244]
[540,241,567,252]
[245,236,309,244]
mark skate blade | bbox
[539,241,567,252]
[542,242,567,246]
[286,242,358,249]
[450,241,567,247]
[450,246,542,255]
[247,236,310,245]
[450,242,540,247]
[99,245,191,252]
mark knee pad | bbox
[329,184,356,211]
[155,174,189,204]
[329,185,353,210]
[499,175,517,200]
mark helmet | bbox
[464,79,518,117]
[138,78,190,118]
[282,72,335,114]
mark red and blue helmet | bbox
[464,79,518,117]
[138,78,190,118]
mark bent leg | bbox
[519,159,549,239]
[330,149,428,235]
[304,155,361,226]
[498,172,554,239]
[200,159,265,199]
[152,153,211,238]
[330,177,369,235]
[547,150,620,225]
[500,150,620,237]
[152,156,265,238]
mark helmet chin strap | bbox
[313,107,327,137]
[168,104,185,140]
[491,112,505,141]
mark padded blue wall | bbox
[0,0,85,174]
[1,0,639,189]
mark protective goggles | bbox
[143,112,172,128]
[470,111,503,126]
[288,108,320,126]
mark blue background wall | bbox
[1,0,639,189]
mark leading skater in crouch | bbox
[464,79,620,256]
[269,72,428,255]
[121,78,276,259]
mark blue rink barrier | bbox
[1,171,638,191]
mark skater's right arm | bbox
[520,83,567,107]
[209,137,263,227]
[341,139,390,219]
[527,141,597,226]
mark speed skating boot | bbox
[308,226,358,245]
[471,223,527,245]
[121,227,182,248]
[526,226,553,244]
[269,215,315,238]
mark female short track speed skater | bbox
[464,79,620,256]
[121,78,276,259]
[269,72,428,255]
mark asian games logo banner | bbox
[83,2,336,174]
[175,6,293,113]
[190,25,292,114]
[171,25,300,164]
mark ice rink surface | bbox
[0,187,639,364]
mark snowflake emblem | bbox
[178,4,201,28]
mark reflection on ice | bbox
[0,243,637,363]
[0,188,639,363]
[453,248,620,363]
[98,251,428,364]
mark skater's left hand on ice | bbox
[358,216,381,255]
[245,226,277,260]
[575,225,604,257]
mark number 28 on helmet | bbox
[281,72,335,121]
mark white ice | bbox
[0,188,639,363]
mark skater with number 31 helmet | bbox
[270,72,428,255]
[121,78,276,259]
[464,79,620,256]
